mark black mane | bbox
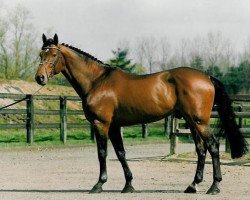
[61,43,111,67]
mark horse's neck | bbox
[61,47,105,99]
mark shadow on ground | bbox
[0,189,183,194]
[120,155,250,167]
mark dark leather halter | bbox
[39,46,61,79]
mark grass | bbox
[0,131,196,159]
[0,118,247,149]
[0,129,89,147]
[0,126,177,148]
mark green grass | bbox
[0,118,247,148]
[0,128,93,148]
[0,126,176,148]
[0,124,197,150]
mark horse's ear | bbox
[42,34,47,44]
[53,33,58,45]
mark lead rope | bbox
[32,85,45,96]
[0,85,45,110]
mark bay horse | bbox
[35,34,248,195]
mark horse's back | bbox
[87,67,215,126]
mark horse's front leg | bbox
[109,124,135,193]
[89,123,108,193]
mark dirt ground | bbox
[0,143,249,200]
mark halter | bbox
[39,46,61,79]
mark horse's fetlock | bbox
[117,151,126,159]
[99,172,108,183]
[125,172,133,182]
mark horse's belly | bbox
[113,103,173,126]
[114,114,167,126]
[114,75,177,126]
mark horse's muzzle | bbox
[35,75,47,86]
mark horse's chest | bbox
[83,91,117,122]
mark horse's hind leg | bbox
[109,124,135,193]
[185,121,222,195]
[185,129,207,193]
[205,134,222,194]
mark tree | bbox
[220,38,235,72]
[134,36,158,73]
[159,37,171,70]
[204,32,223,67]
[222,60,250,94]
[237,61,250,93]
[0,17,9,78]
[134,37,146,67]
[108,48,137,74]
[206,65,223,80]
[190,55,204,71]
[213,61,250,95]
[179,38,189,66]
[223,67,242,94]
[239,60,250,93]
[0,4,39,79]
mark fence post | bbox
[26,94,34,144]
[170,116,179,155]
[164,116,171,136]
[60,96,67,143]
[225,137,231,154]
[142,124,148,138]
[120,127,124,138]
[90,124,95,141]
[238,105,243,128]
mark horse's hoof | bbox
[89,185,103,193]
[184,184,197,193]
[121,184,135,193]
[206,185,220,195]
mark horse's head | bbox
[35,33,65,85]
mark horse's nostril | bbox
[40,75,45,82]
[36,75,45,85]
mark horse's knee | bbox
[206,136,220,156]
[196,124,211,139]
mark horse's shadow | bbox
[0,189,183,194]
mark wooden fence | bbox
[169,95,250,155]
[0,93,86,143]
[0,93,249,154]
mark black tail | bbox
[211,76,248,158]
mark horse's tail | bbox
[210,76,248,158]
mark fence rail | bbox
[0,93,249,154]
[0,93,89,143]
